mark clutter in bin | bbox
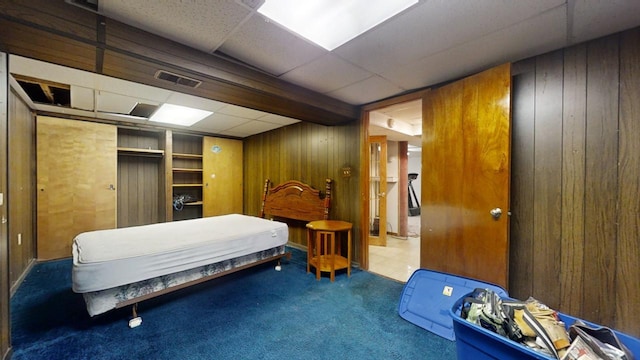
[459,289,635,360]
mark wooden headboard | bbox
[260,179,332,222]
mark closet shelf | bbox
[173,167,203,173]
[173,183,203,187]
[117,147,164,157]
[184,201,203,206]
[173,153,202,159]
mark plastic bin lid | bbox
[398,268,508,341]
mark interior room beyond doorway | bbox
[367,99,422,282]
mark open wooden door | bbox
[421,63,511,289]
[368,136,387,246]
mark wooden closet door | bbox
[202,136,243,217]
[36,116,117,260]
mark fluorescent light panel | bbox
[149,103,213,126]
[258,0,418,50]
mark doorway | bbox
[365,98,422,282]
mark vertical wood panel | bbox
[8,90,36,288]
[532,51,564,308]
[509,58,536,298]
[583,35,619,325]
[560,44,587,316]
[422,81,464,271]
[616,28,640,333]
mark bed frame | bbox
[76,178,332,327]
[260,178,332,221]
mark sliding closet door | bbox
[37,116,117,260]
[421,63,511,289]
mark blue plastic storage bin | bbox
[398,269,508,341]
[450,292,640,360]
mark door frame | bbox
[359,90,429,270]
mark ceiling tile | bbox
[219,13,327,76]
[382,6,568,90]
[96,91,140,114]
[280,54,372,94]
[100,0,252,52]
[335,0,566,75]
[257,113,301,126]
[327,75,405,105]
[571,0,640,44]
[217,103,268,119]
[164,92,228,112]
[190,113,252,133]
[70,85,94,111]
[218,120,284,137]
[94,75,172,103]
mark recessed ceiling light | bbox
[149,104,213,126]
[258,0,418,50]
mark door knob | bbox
[490,208,502,220]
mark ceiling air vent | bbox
[154,70,202,89]
[65,0,99,13]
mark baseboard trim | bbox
[10,258,36,297]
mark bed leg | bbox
[275,259,282,272]
[128,303,143,328]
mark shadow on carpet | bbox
[11,247,456,360]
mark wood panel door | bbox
[421,63,511,289]
[202,136,243,217]
[36,116,117,260]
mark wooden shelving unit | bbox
[171,134,204,220]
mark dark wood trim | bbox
[0,51,10,360]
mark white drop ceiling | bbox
[9,55,301,138]
[11,0,640,140]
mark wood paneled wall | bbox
[244,121,361,259]
[8,90,35,289]
[510,27,640,337]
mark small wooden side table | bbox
[306,220,352,282]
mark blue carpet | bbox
[11,248,456,359]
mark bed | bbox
[72,178,332,324]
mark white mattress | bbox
[72,214,288,293]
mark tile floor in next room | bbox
[368,215,420,283]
